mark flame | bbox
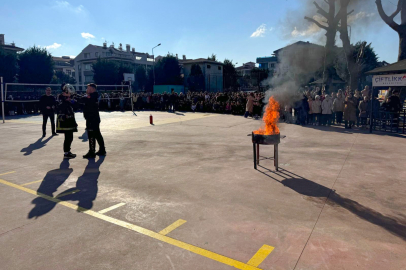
[254,96,280,135]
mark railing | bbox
[371,109,406,134]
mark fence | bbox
[371,109,406,134]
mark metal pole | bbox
[369,87,374,133]
[130,80,134,113]
[152,48,155,87]
[1,77,4,123]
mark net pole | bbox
[130,80,134,114]
[1,77,4,123]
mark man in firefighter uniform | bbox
[83,83,106,158]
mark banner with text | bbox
[373,74,406,87]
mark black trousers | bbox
[87,127,105,153]
[64,132,73,152]
[336,111,343,124]
[42,112,55,134]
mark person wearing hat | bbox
[56,83,78,159]
[83,83,106,158]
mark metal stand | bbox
[253,143,278,171]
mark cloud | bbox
[348,12,376,24]
[53,1,85,14]
[251,24,267,38]
[45,43,62,50]
[81,32,95,39]
[291,15,324,37]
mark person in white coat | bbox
[322,94,333,126]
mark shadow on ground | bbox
[21,137,54,156]
[78,130,88,142]
[28,157,104,219]
[257,165,406,241]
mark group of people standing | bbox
[40,83,106,159]
[287,85,403,129]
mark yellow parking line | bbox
[0,171,16,176]
[55,189,80,198]
[98,203,126,214]
[246,245,275,268]
[159,219,187,236]
[21,179,43,186]
[0,178,266,270]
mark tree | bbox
[50,71,76,84]
[187,64,205,91]
[337,0,358,90]
[18,46,54,83]
[251,68,270,88]
[376,0,406,61]
[135,65,147,91]
[335,41,378,88]
[0,48,18,83]
[117,64,133,85]
[223,59,238,89]
[207,54,217,61]
[92,58,119,85]
[304,0,343,85]
[154,53,183,85]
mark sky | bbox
[0,0,401,66]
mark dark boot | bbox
[95,149,107,156]
[83,151,96,159]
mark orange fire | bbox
[254,96,280,135]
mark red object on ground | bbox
[150,114,153,125]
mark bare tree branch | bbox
[389,0,403,20]
[313,1,329,19]
[304,16,328,30]
[376,0,400,31]
[323,0,329,4]
[347,9,355,16]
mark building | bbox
[256,41,325,81]
[180,57,224,92]
[235,62,256,76]
[74,42,154,85]
[53,56,75,78]
[256,56,277,71]
[0,34,24,54]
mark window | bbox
[207,65,211,69]
[85,64,91,70]
[271,63,275,68]
[106,52,112,57]
[78,65,81,70]
[85,75,93,82]
[84,53,90,58]
[95,52,99,57]
[218,66,221,71]
[66,70,72,76]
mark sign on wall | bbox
[372,74,406,87]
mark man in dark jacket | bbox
[83,83,106,158]
[39,87,58,137]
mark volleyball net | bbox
[1,83,133,120]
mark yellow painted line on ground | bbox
[245,245,275,268]
[55,189,80,198]
[0,171,16,176]
[0,178,265,270]
[21,179,43,186]
[159,219,187,236]
[98,203,126,214]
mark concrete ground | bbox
[0,111,405,270]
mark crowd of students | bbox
[283,85,403,129]
[130,91,265,116]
